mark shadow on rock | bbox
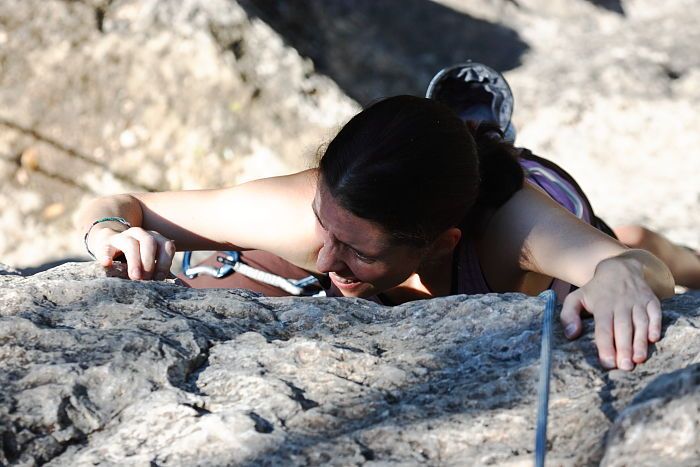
[601,363,700,464]
[629,362,700,407]
[17,257,87,276]
[585,0,625,15]
[239,0,529,104]
[238,311,547,465]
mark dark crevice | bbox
[283,380,319,411]
[181,402,211,417]
[41,295,58,307]
[249,298,277,314]
[1,429,20,464]
[95,7,106,32]
[383,391,400,405]
[25,396,89,466]
[157,298,240,342]
[45,430,87,465]
[208,21,252,69]
[180,344,212,396]
[56,397,73,429]
[332,343,365,353]
[598,373,619,422]
[24,383,162,466]
[662,64,682,81]
[249,412,274,434]
[58,0,113,31]
[373,344,386,357]
[154,309,217,394]
[356,439,375,461]
[585,0,625,15]
[328,372,364,386]
[229,39,245,60]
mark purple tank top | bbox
[456,157,594,299]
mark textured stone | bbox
[602,363,700,466]
[1,0,699,271]
[1,262,699,465]
[243,0,700,248]
[0,0,357,268]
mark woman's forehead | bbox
[313,185,391,255]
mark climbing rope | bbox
[535,289,557,467]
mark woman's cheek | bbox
[350,261,388,283]
[367,266,406,288]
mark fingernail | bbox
[650,332,660,341]
[155,273,166,281]
[602,357,616,369]
[619,359,634,371]
[564,324,577,338]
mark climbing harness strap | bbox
[535,289,556,467]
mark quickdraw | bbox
[182,251,326,297]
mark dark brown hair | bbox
[319,95,523,245]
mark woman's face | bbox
[313,183,427,298]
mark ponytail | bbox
[469,122,524,209]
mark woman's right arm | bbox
[77,169,320,280]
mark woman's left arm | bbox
[490,184,675,370]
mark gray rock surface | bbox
[242,0,700,247]
[1,262,699,466]
[0,0,357,268]
[1,0,698,271]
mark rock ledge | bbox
[1,262,699,466]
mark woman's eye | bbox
[353,251,375,263]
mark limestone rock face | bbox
[1,262,699,465]
[1,0,698,272]
[241,0,700,249]
[0,0,357,268]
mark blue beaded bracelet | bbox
[83,217,132,259]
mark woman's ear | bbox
[428,227,462,257]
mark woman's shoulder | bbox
[473,184,560,293]
[200,168,321,270]
[237,168,318,196]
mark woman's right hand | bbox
[88,226,176,281]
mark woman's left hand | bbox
[486,186,675,370]
[559,253,665,370]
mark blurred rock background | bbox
[0,0,698,271]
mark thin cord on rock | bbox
[535,289,556,467]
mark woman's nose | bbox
[316,240,346,274]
